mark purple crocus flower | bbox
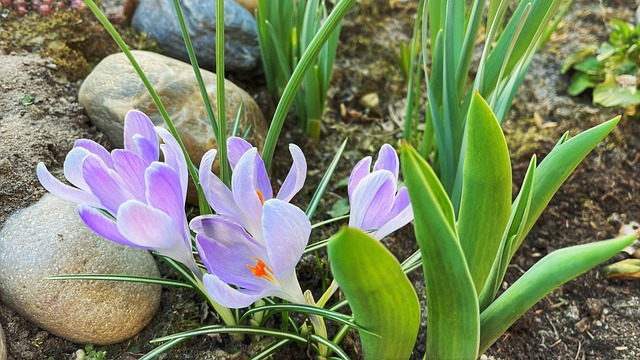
[190,138,310,307]
[198,136,306,240]
[36,110,199,274]
[348,144,413,240]
[191,199,311,308]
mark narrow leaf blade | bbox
[479,234,637,353]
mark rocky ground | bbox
[0,0,639,359]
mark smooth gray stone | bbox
[132,0,260,71]
[0,194,162,345]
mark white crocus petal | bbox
[348,170,395,230]
[347,156,372,201]
[262,199,311,276]
[277,144,307,202]
[37,162,102,208]
[203,273,268,309]
[63,147,92,191]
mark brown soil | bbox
[0,0,639,359]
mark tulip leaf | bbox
[458,92,512,293]
[327,227,420,360]
[515,116,620,257]
[479,234,637,354]
[478,156,537,310]
[402,143,479,359]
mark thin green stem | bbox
[216,0,231,186]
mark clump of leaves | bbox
[562,19,640,108]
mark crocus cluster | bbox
[37,110,199,274]
[38,110,413,310]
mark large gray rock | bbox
[132,0,260,72]
[78,50,268,175]
[0,194,161,345]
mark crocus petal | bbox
[277,144,307,202]
[262,199,311,276]
[78,204,140,248]
[193,216,267,289]
[373,144,399,182]
[349,170,395,230]
[199,149,244,224]
[82,154,138,214]
[155,127,188,201]
[73,139,114,169]
[111,149,148,200]
[145,162,189,237]
[117,201,196,269]
[132,134,160,166]
[203,273,268,309]
[372,187,413,240]
[63,147,91,190]
[347,156,372,201]
[269,269,306,305]
[123,110,158,163]
[232,149,272,239]
[227,137,253,170]
[37,162,102,207]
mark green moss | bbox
[0,7,159,81]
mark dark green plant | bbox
[562,19,640,107]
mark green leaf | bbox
[401,143,479,359]
[573,56,603,75]
[478,156,537,310]
[593,80,640,107]
[458,92,512,293]
[567,72,597,96]
[517,116,620,254]
[479,234,637,353]
[327,228,420,360]
[560,45,597,74]
[327,198,350,217]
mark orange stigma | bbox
[256,189,265,205]
[247,257,279,285]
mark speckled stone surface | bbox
[78,51,267,179]
[132,0,260,71]
[0,323,5,360]
[0,194,161,345]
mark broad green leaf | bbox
[327,228,420,360]
[593,81,640,107]
[567,72,596,96]
[478,156,536,310]
[573,56,603,75]
[516,116,620,256]
[458,92,512,293]
[479,234,637,353]
[402,143,479,359]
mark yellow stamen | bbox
[247,257,279,285]
[256,189,265,205]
